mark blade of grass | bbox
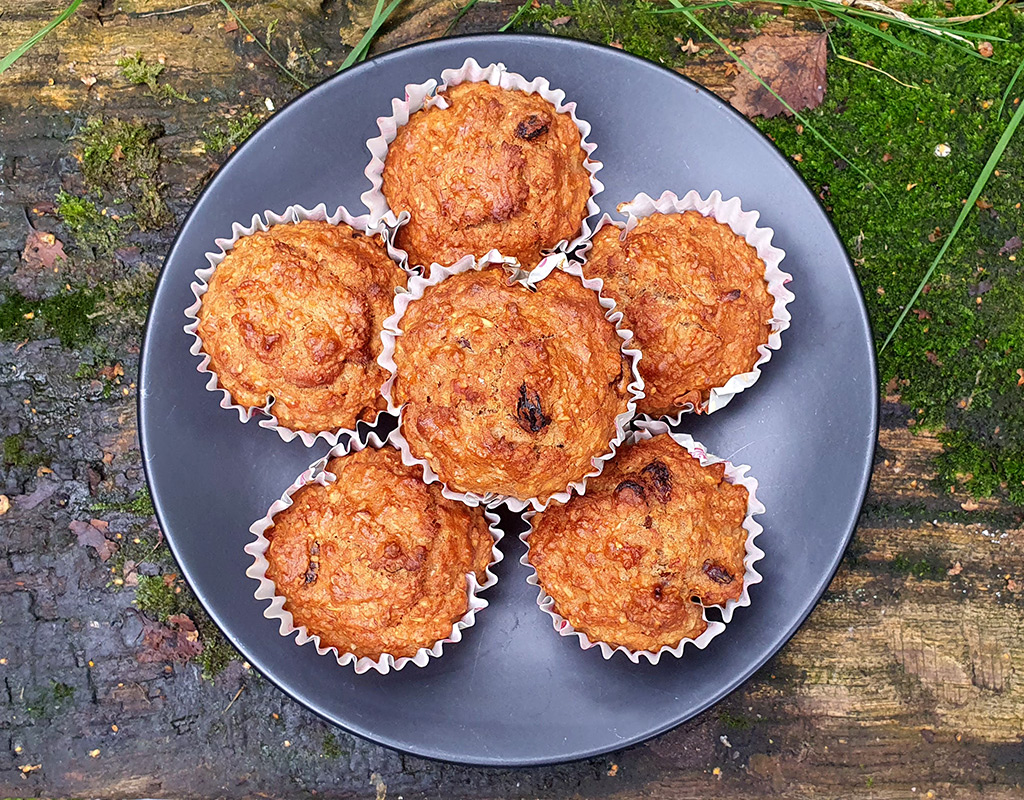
[500,0,533,31]
[670,3,891,208]
[881,59,1024,352]
[997,57,1024,119]
[446,0,481,35]
[339,0,403,71]
[217,0,308,88]
[0,0,83,75]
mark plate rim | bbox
[138,31,880,767]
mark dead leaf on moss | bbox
[729,32,827,119]
[998,236,1021,256]
[137,614,203,664]
[550,15,571,25]
[675,37,701,54]
[960,499,980,511]
[70,519,116,561]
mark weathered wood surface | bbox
[1,2,1023,798]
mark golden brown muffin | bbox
[528,434,750,652]
[197,220,405,433]
[383,82,592,268]
[391,266,632,504]
[585,212,774,417]
[264,445,494,660]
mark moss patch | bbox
[2,433,48,469]
[55,189,124,255]
[76,117,171,230]
[91,486,155,517]
[0,287,99,347]
[526,0,1024,506]
[203,110,265,155]
[117,51,194,104]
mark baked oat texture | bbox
[585,211,774,417]
[528,434,750,653]
[196,220,405,433]
[382,82,592,268]
[264,445,494,660]
[392,266,632,503]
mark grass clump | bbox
[0,287,99,347]
[76,117,171,230]
[117,52,194,104]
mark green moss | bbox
[91,486,155,517]
[134,574,178,621]
[2,434,47,469]
[0,287,98,347]
[525,2,1024,506]
[76,117,171,230]
[117,52,194,104]
[56,190,124,254]
[322,731,344,759]
[26,680,76,719]
[203,110,264,155]
[718,710,754,730]
[890,553,944,580]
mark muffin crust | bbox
[383,82,592,268]
[391,266,632,503]
[264,446,494,659]
[585,212,773,417]
[197,220,405,433]
[527,434,750,652]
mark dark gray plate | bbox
[139,34,878,767]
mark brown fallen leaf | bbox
[729,32,827,119]
[913,309,932,320]
[0,495,9,515]
[70,519,117,561]
[1017,368,1024,387]
[947,561,962,576]
[976,197,993,210]
[927,227,942,243]
[978,41,994,57]
[137,614,203,664]
[22,230,67,272]
[998,235,1022,256]
[98,363,125,381]
[550,15,571,25]
[960,499,980,511]
[223,17,238,32]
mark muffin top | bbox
[585,212,773,417]
[197,220,405,433]
[527,434,750,652]
[264,445,494,660]
[391,266,632,504]
[382,82,592,268]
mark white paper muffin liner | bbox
[184,203,409,448]
[244,427,504,675]
[378,250,644,513]
[519,418,765,663]
[361,57,604,270]
[579,189,794,418]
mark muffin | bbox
[382,81,592,268]
[388,263,634,505]
[526,433,751,653]
[585,210,775,417]
[196,219,405,434]
[262,444,495,660]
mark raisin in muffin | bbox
[585,211,774,417]
[263,445,495,659]
[527,433,750,652]
[196,220,405,434]
[389,265,632,505]
[382,82,592,268]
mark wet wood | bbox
[1,3,1022,798]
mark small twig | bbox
[927,0,1008,24]
[136,2,214,18]
[836,53,919,89]
[217,0,308,88]
[222,685,244,714]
